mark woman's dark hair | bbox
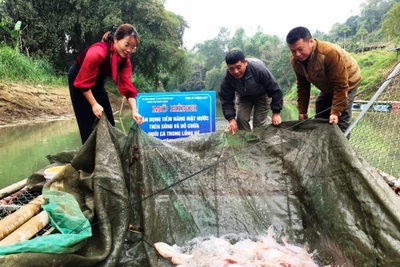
[286,27,312,44]
[102,24,141,49]
[225,50,245,65]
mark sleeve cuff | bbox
[331,110,342,116]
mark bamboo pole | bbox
[0,179,27,199]
[0,210,49,246]
[0,195,45,240]
[113,96,125,116]
[119,96,125,116]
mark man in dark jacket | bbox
[219,50,284,135]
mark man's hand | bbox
[329,114,339,124]
[271,113,282,126]
[225,119,238,135]
[298,113,308,120]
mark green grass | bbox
[0,45,66,86]
[105,73,155,95]
[0,44,398,98]
[284,49,399,102]
[350,112,400,175]
[0,44,152,94]
[354,50,398,99]
[284,84,320,101]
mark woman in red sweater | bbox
[68,24,144,144]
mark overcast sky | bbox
[164,0,367,48]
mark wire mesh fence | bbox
[0,188,54,236]
[349,62,400,181]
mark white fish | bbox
[154,228,327,266]
[154,242,193,265]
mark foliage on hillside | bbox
[175,0,400,94]
[381,2,400,44]
[0,45,64,86]
[314,0,400,51]
[0,0,399,95]
[284,50,399,101]
[0,0,191,89]
[354,50,399,98]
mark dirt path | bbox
[0,82,124,127]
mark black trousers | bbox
[68,63,115,144]
[315,87,358,133]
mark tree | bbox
[174,53,207,92]
[381,2,400,45]
[205,62,225,92]
[124,0,190,86]
[245,31,271,58]
[2,0,78,69]
[268,45,295,94]
[313,30,330,42]
[258,35,281,67]
[344,15,361,37]
[329,22,343,42]
[228,27,246,51]
[356,26,368,51]
[194,27,230,71]
[339,25,352,48]
[1,0,190,87]
[360,0,394,33]
[0,19,21,52]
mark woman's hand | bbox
[132,111,144,125]
[92,103,104,118]
[127,97,143,125]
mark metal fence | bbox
[0,187,54,236]
[348,62,400,184]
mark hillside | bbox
[0,82,123,127]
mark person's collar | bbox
[241,60,250,80]
[307,38,317,61]
[299,57,309,65]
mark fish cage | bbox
[0,62,400,267]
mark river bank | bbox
[0,82,123,128]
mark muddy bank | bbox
[0,82,124,128]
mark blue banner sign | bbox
[137,91,216,140]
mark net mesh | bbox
[0,188,54,236]
[1,63,400,266]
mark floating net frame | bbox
[1,63,399,241]
[0,187,54,237]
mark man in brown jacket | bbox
[286,26,361,133]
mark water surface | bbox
[0,103,303,189]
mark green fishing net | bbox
[1,116,399,267]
